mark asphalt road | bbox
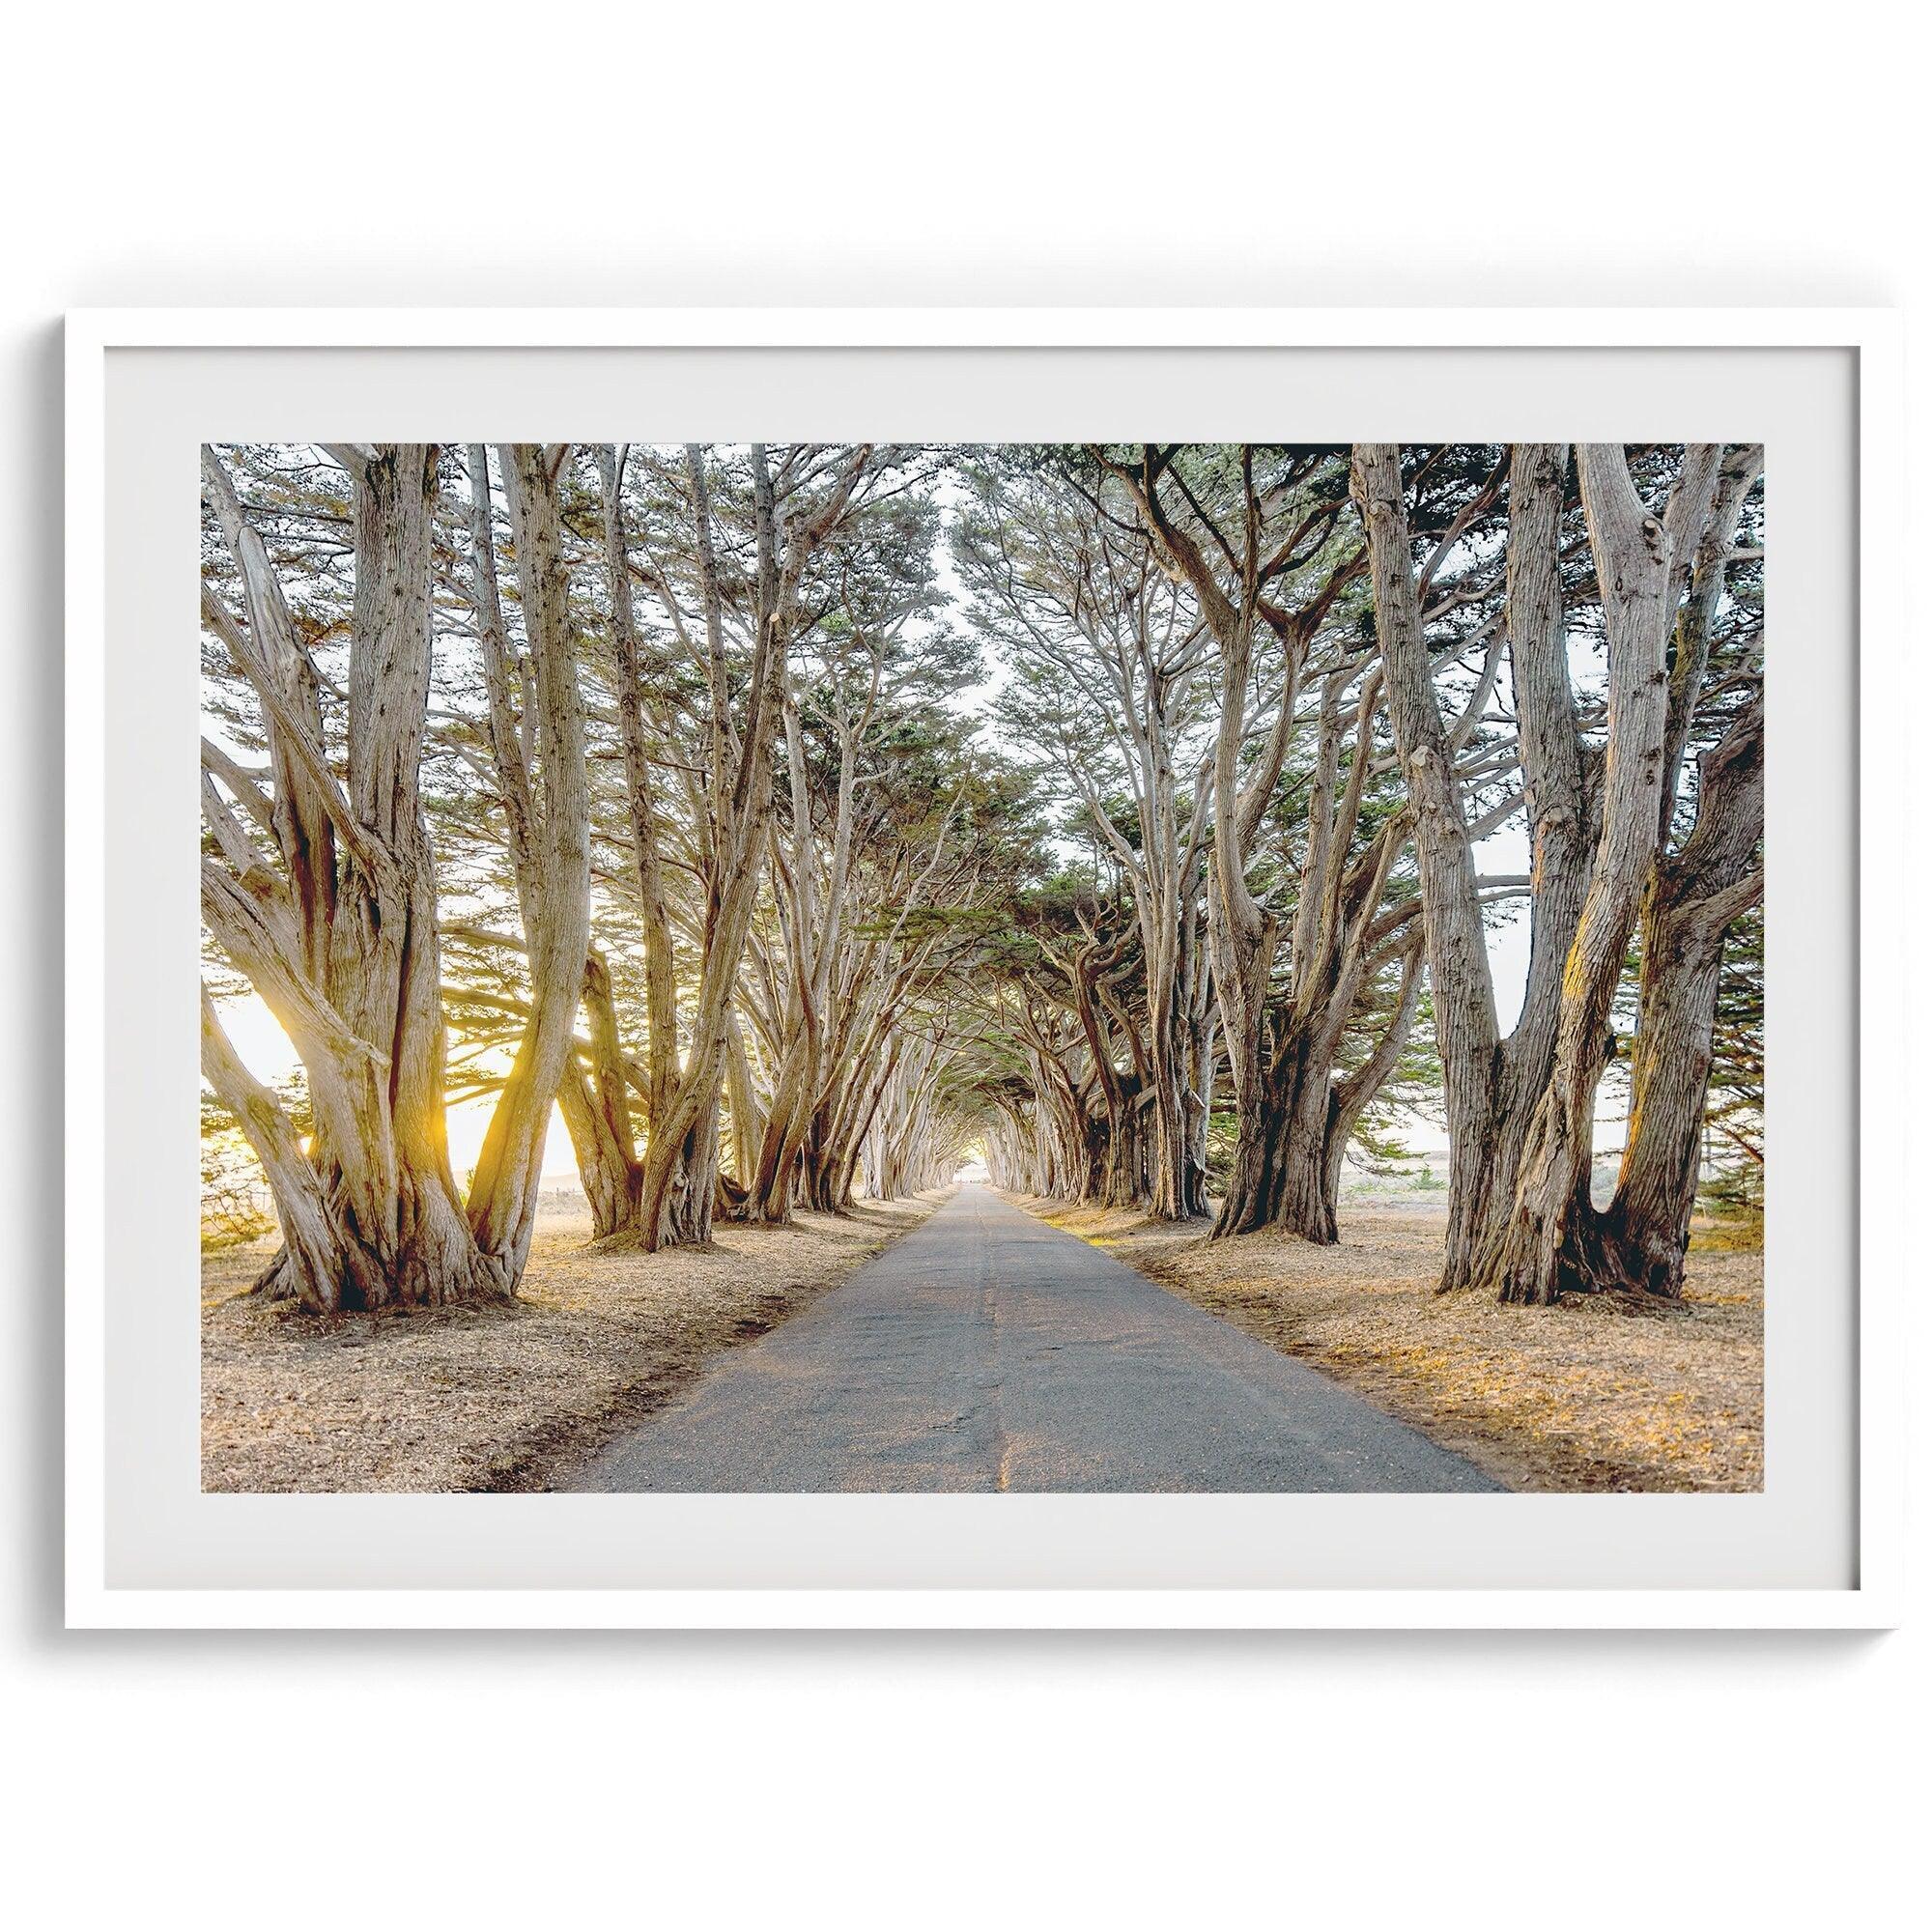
[571,1184,1503,1492]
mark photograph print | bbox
[198,440,1764,1495]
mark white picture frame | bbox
[66,308,1904,1630]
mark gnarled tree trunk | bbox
[1481,443,1722,1305]
[1588,702,1763,1295]
[202,443,508,1312]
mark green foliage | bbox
[200,1075,309,1251]
[1697,905,1764,1230]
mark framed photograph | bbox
[65,308,1901,1629]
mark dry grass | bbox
[201,1191,945,1492]
[1009,1194,1762,1493]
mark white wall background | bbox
[4,5,1922,1924]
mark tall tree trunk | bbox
[202,443,507,1312]
[633,445,766,1249]
[597,446,682,1139]
[1352,443,1503,1288]
[1181,918,1216,1217]
[1458,442,1591,1271]
[1482,444,1721,1305]
[1590,703,1763,1295]
[464,445,594,1282]
[1576,443,1765,1296]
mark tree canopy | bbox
[201,440,1764,1315]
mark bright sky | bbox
[215,993,571,1178]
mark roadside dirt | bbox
[1009,1194,1763,1493]
[200,1192,944,1492]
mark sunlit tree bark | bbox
[205,440,591,1314]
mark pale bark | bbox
[463,445,594,1280]
[203,443,504,1312]
[596,445,681,1136]
[635,443,876,1249]
[554,951,642,1237]
[1475,441,1591,1245]
[462,445,638,1237]
[1351,440,1733,1298]
[1352,443,1502,1282]
[1099,445,1390,1240]
[1589,444,1763,1295]
[1594,701,1763,1293]
[1481,443,1722,1305]
[199,989,343,1304]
